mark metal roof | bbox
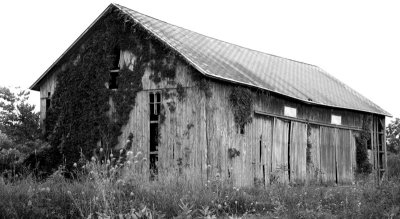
[30,3,391,116]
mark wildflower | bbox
[235,201,238,205]
[46,187,50,192]
[110,153,114,158]
[67,190,71,195]
[91,156,96,162]
[134,161,138,164]
[218,204,222,209]
[126,139,131,144]
[135,151,142,157]
[73,163,77,168]
[130,192,134,196]
[127,161,131,165]
[120,149,124,154]
[127,151,133,156]
[27,200,32,206]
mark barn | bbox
[30,3,390,187]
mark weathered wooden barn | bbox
[30,4,390,187]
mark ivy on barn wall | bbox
[229,86,254,131]
[355,115,372,175]
[43,9,183,170]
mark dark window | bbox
[237,124,245,134]
[109,72,119,89]
[110,46,120,70]
[46,92,51,111]
[149,91,161,180]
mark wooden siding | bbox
[39,72,57,129]
[320,127,337,183]
[290,121,307,183]
[271,118,289,183]
[307,125,321,182]
[35,40,382,187]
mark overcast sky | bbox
[1,0,399,122]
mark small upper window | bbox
[284,106,297,118]
[331,115,341,125]
[109,71,119,90]
[110,46,120,70]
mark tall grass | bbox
[1,152,400,218]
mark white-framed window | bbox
[284,106,297,118]
[331,114,342,125]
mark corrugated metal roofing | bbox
[113,4,390,116]
[30,3,390,116]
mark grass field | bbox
[1,154,400,218]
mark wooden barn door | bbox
[272,118,290,183]
[320,127,337,183]
[253,116,273,187]
[289,121,307,183]
[336,129,353,184]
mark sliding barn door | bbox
[320,127,337,183]
[272,118,289,183]
[290,121,307,183]
[336,129,353,184]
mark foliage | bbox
[43,10,179,172]
[229,86,254,131]
[228,148,240,159]
[306,123,312,166]
[386,118,400,154]
[1,155,400,218]
[355,116,372,175]
[387,153,400,180]
[0,86,40,144]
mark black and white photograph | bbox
[1,1,399,218]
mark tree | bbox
[0,86,41,144]
[386,118,400,154]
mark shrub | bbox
[387,153,400,180]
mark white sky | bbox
[1,0,399,123]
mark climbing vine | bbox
[306,123,312,166]
[355,115,372,175]
[43,9,179,171]
[229,86,254,130]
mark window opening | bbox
[238,124,245,134]
[110,46,120,70]
[331,114,341,125]
[109,72,119,90]
[149,91,161,180]
[284,106,297,118]
[46,92,51,111]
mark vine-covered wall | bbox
[40,9,201,170]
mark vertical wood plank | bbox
[290,121,307,183]
[320,126,337,183]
